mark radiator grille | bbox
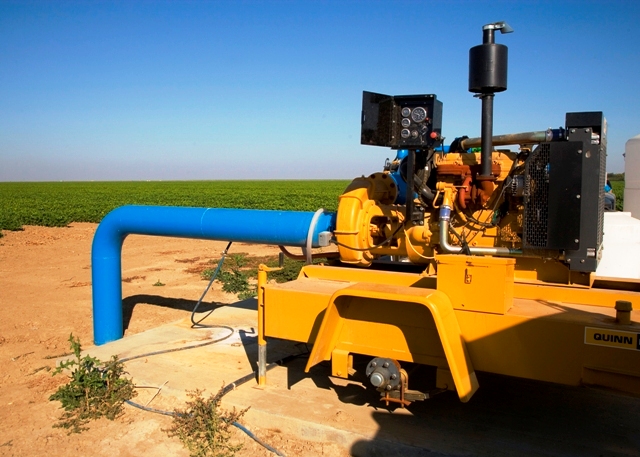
[523,144,550,248]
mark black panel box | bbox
[361,91,443,149]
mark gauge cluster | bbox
[361,91,443,149]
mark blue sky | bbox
[1,0,639,181]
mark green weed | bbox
[265,257,315,282]
[167,388,247,457]
[49,334,136,434]
[218,270,251,295]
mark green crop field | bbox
[0,180,350,235]
[610,181,624,211]
[0,179,627,236]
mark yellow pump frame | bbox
[257,259,640,402]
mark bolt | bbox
[615,300,633,325]
[575,239,579,243]
[577,195,581,199]
[585,128,590,133]
[386,385,392,391]
[391,374,397,380]
[578,150,582,154]
[371,361,377,368]
[580,259,585,263]
[571,128,576,133]
[370,372,384,387]
[383,362,389,368]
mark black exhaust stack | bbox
[469,22,513,179]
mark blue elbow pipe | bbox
[92,205,336,345]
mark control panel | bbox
[361,91,443,149]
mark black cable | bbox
[118,240,295,455]
[233,422,286,456]
[332,223,404,252]
[124,400,175,417]
[461,210,495,228]
[191,241,233,328]
[118,327,235,363]
[459,230,472,256]
[124,352,305,456]
[448,224,472,255]
[124,397,285,455]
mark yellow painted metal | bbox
[334,175,403,266]
[434,151,523,250]
[455,298,640,389]
[331,151,609,283]
[514,282,640,309]
[261,263,640,399]
[334,175,438,266]
[299,264,434,287]
[257,267,267,386]
[433,150,517,182]
[257,264,282,386]
[436,255,515,314]
[436,367,456,392]
[303,283,479,402]
[331,349,354,378]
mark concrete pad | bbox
[81,300,640,457]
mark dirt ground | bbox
[3,224,640,457]
[0,223,343,457]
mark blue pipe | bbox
[92,205,336,345]
[389,149,414,204]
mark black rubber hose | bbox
[191,241,233,328]
[123,352,303,456]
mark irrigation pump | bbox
[91,22,639,406]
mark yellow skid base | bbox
[304,282,479,402]
[260,261,640,401]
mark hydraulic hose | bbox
[191,241,233,328]
[122,339,295,456]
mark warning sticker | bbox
[584,327,640,351]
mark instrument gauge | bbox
[411,107,428,123]
[401,107,411,118]
[401,118,411,128]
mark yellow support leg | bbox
[257,266,268,386]
[257,264,283,387]
[305,282,479,402]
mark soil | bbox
[5,224,640,457]
[0,224,344,457]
